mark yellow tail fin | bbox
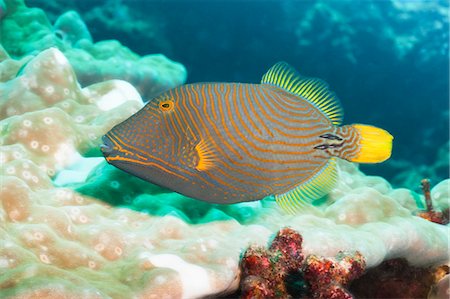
[351,124,393,163]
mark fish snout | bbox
[100,135,114,157]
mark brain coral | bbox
[0,0,186,99]
[0,47,143,178]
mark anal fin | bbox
[275,158,338,214]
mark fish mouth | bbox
[100,135,114,157]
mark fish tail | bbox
[337,124,393,163]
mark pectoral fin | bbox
[194,138,217,171]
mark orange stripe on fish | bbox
[108,131,220,190]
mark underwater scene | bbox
[0,0,449,298]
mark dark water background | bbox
[28,0,450,188]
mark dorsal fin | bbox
[275,158,338,214]
[261,62,343,125]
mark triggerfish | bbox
[101,62,393,213]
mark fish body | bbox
[102,62,393,212]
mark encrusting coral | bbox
[303,251,365,299]
[240,228,305,298]
[240,227,365,299]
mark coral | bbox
[81,0,160,42]
[64,41,184,100]
[303,251,365,299]
[0,0,186,99]
[270,227,304,270]
[27,0,166,50]
[0,44,32,82]
[240,228,304,298]
[350,258,449,299]
[431,179,450,212]
[0,157,448,295]
[0,0,60,56]
[240,228,365,298]
[0,47,143,176]
[53,10,92,46]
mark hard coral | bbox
[240,228,365,299]
[303,251,365,299]
[240,228,304,298]
[270,227,304,268]
[0,47,142,174]
[0,0,186,99]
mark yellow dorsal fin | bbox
[275,158,338,214]
[261,62,343,125]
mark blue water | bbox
[28,0,450,187]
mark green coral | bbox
[1,0,62,56]
[0,0,186,99]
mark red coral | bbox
[240,228,304,298]
[240,228,365,299]
[269,227,304,271]
[303,251,366,299]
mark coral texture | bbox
[303,251,365,299]
[0,0,186,99]
[240,228,305,298]
[240,228,365,299]
[0,48,143,176]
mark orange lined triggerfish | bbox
[101,62,393,213]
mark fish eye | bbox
[159,100,174,111]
